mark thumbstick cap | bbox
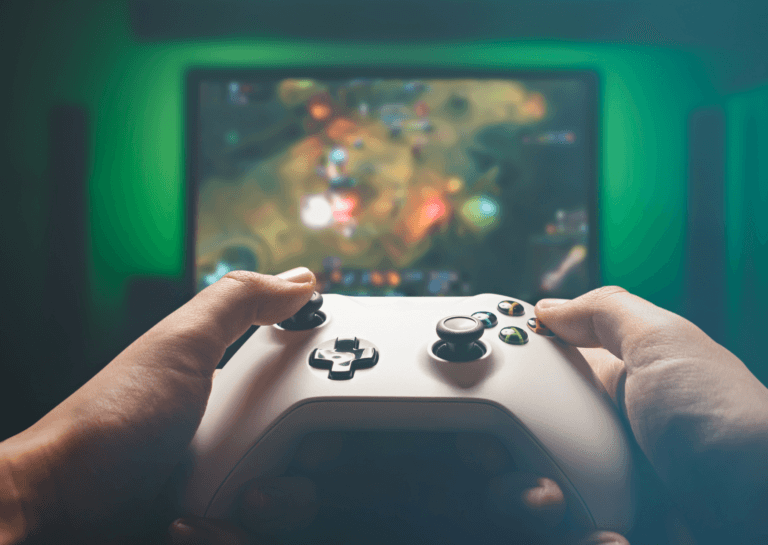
[436,316,484,345]
[279,291,325,330]
[295,291,323,321]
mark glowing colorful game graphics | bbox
[195,76,592,297]
[459,194,501,233]
[522,130,576,145]
[320,265,463,296]
[499,326,529,345]
[545,209,587,237]
[199,245,259,290]
[471,311,498,328]
[497,300,525,316]
[228,82,248,105]
[530,208,590,294]
[541,244,588,292]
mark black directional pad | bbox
[309,337,379,380]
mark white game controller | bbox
[177,293,636,533]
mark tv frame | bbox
[185,67,601,300]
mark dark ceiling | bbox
[130,0,768,52]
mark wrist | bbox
[0,453,26,544]
[0,429,64,544]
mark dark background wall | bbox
[1,0,766,439]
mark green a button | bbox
[499,326,529,345]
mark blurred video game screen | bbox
[190,72,598,300]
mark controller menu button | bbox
[527,317,555,337]
[309,337,379,380]
[471,311,498,328]
[497,300,525,316]
[499,326,529,345]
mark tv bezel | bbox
[185,68,600,300]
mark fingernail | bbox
[169,517,216,537]
[169,518,194,537]
[537,298,569,309]
[276,267,313,283]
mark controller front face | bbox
[178,294,636,533]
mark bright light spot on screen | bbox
[540,244,588,292]
[329,147,348,165]
[524,92,546,119]
[331,194,357,223]
[423,196,446,222]
[446,177,464,194]
[403,193,450,243]
[203,262,232,287]
[460,195,501,233]
[480,199,496,215]
[300,194,334,229]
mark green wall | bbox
[5,1,724,363]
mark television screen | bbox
[188,71,598,300]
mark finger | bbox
[134,267,316,376]
[575,347,626,406]
[575,530,630,545]
[484,472,567,537]
[17,268,316,540]
[167,517,252,545]
[535,286,672,359]
[537,286,768,538]
[534,286,707,371]
[237,475,319,535]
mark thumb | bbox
[533,286,703,371]
[4,268,316,542]
[135,267,316,376]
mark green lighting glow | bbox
[7,0,727,361]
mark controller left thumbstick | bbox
[279,292,325,330]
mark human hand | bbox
[0,267,317,544]
[533,286,768,544]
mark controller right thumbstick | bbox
[435,316,485,361]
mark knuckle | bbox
[589,285,629,302]
[221,270,261,285]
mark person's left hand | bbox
[0,267,317,544]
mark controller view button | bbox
[497,300,525,316]
[471,311,498,328]
[499,326,529,345]
[309,337,379,380]
[527,317,555,337]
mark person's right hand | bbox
[533,286,768,544]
